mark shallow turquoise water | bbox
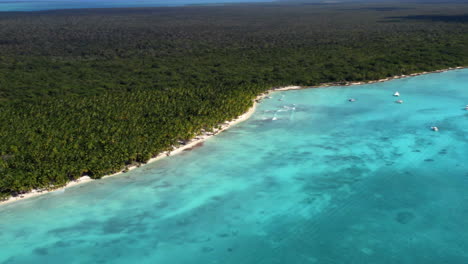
[1,69,468,263]
[0,0,274,12]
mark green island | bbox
[1,2,468,199]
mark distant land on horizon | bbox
[0,0,276,12]
[2,0,468,12]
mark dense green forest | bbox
[1,2,468,199]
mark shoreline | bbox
[0,94,262,206]
[271,66,466,92]
[1,65,465,206]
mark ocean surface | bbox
[0,0,274,12]
[1,69,468,263]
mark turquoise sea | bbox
[1,69,468,263]
[0,0,274,12]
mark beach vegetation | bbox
[1,2,468,198]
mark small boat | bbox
[348,98,356,102]
[395,100,403,104]
[465,105,468,110]
[393,91,400,97]
[431,126,439,132]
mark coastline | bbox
[271,66,466,91]
[1,66,465,206]
[0,94,262,206]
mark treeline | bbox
[1,2,468,198]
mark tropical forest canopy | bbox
[0,2,468,199]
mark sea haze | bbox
[1,69,467,263]
[0,0,276,12]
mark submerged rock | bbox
[395,211,415,224]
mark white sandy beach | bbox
[1,66,465,205]
[0,94,263,205]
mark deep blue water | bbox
[1,69,468,263]
[0,0,275,12]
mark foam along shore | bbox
[1,66,465,206]
[1,94,263,206]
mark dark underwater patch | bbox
[48,220,100,235]
[33,247,48,256]
[395,211,415,224]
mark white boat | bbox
[348,98,356,102]
[431,126,439,132]
[395,100,403,104]
[393,91,400,97]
